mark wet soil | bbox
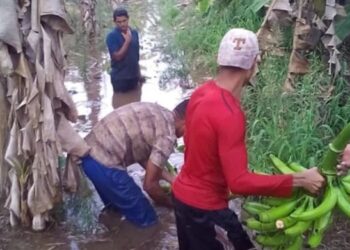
[1,0,350,249]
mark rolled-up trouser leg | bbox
[82,155,157,227]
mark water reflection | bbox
[63,0,188,248]
[0,0,189,249]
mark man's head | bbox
[113,7,129,32]
[217,28,260,84]
[173,99,189,138]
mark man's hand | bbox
[337,144,350,176]
[292,167,325,195]
[112,28,132,61]
[161,169,176,184]
[143,160,173,208]
[122,28,132,44]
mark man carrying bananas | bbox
[172,28,328,250]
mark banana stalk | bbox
[321,123,350,175]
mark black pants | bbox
[173,195,254,250]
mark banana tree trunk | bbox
[80,0,98,45]
[0,0,79,231]
[0,77,9,198]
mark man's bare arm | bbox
[143,159,173,208]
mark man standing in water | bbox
[80,100,188,227]
[172,28,325,250]
[106,7,142,109]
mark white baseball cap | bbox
[217,28,260,70]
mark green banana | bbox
[244,201,271,210]
[284,219,312,236]
[307,231,323,249]
[289,162,307,172]
[243,201,271,216]
[337,186,350,218]
[245,218,276,232]
[166,161,177,175]
[292,184,337,221]
[342,174,350,183]
[313,210,333,234]
[176,145,185,152]
[285,198,314,236]
[341,180,350,194]
[285,236,303,250]
[262,196,296,207]
[275,216,296,230]
[269,154,295,174]
[275,199,308,229]
[255,233,289,247]
[306,210,332,248]
[259,198,299,223]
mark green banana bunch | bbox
[341,179,350,193]
[214,138,349,249]
[255,233,291,247]
[337,185,350,217]
[285,236,303,250]
[292,180,337,222]
[259,198,300,223]
[245,218,277,232]
[244,149,350,249]
[243,201,270,216]
[306,211,333,248]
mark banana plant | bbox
[195,0,215,13]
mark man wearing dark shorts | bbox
[106,7,141,108]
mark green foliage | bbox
[335,4,350,40]
[248,0,271,13]
[159,0,263,75]
[159,0,350,174]
[243,54,350,172]
[196,0,215,13]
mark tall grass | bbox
[158,0,350,172]
[244,54,350,172]
[159,0,263,75]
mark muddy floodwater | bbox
[1,0,350,249]
[0,0,188,249]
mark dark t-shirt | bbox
[106,28,140,80]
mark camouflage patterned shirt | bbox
[85,102,176,169]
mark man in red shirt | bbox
[172,28,325,250]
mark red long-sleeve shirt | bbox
[173,81,293,210]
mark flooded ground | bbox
[1,0,188,249]
[1,0,350,249]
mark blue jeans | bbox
[81,155,157,227]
